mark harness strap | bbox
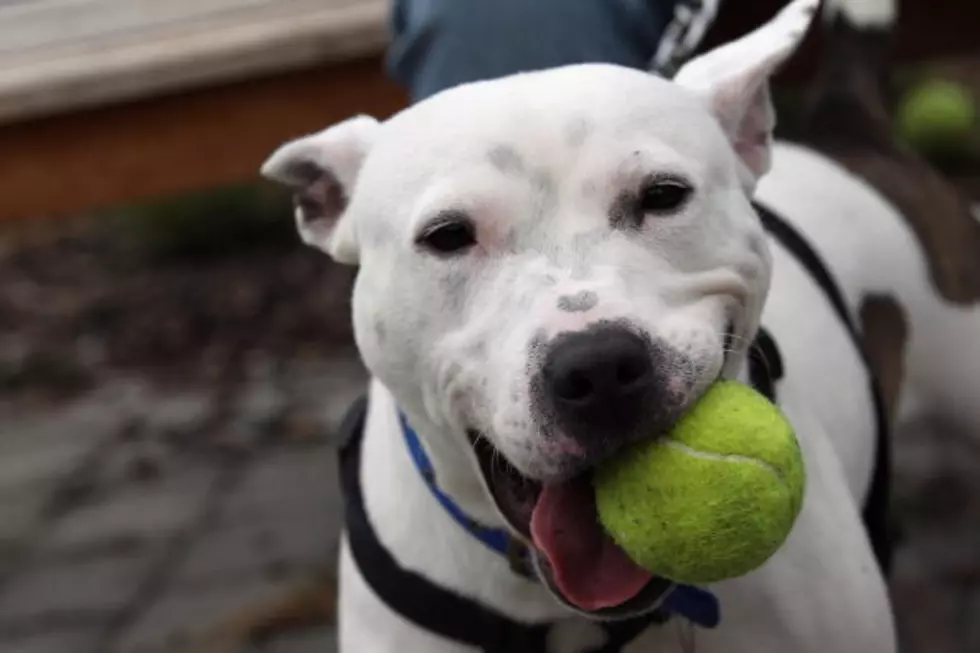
[753,203,893,575]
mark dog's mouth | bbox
[469,432,660,616]
[467,320,738,614]
[466,321,738,615]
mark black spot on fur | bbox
[530,171,558,219]
[609,190,640,231]
[564,118,592,148]
[488,145,526,176]
[557,291,598,313]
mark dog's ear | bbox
[673,0,819,186]
[260,115,380,265]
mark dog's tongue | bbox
[530,476,653,611]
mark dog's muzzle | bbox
[469,320,738,617]
[540,324,658,443]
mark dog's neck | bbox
[360,378,570,622]
[357,353,753,622]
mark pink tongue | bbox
[530,477,653,611]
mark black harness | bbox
[336,203,892,652]
[753,204,892,573]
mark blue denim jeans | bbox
[387,0,683,102]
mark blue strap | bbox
[400,412,514,558]
[399,411,720,629]
[663,584,720,629]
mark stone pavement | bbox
[0,351,367,653]
[1,346,980,652]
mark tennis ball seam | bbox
[661,439,788,488]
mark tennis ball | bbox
[594,381,805,585]
[896,79,976,157]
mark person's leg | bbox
[388,0,718,102]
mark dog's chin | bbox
[468,431,669,620]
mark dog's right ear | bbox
[673,0,819,188]
[260,115,380,265]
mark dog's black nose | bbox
[541,325,656,441]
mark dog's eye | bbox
[417,214,477,255]
[638,179,692,214]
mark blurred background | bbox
[0,1,978,652]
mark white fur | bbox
[824,0,897,28]
[260,0,980,650]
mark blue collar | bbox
[399,411,720,629]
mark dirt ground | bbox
[0,194,979,651]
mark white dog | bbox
[259,0,980,650]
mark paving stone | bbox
[261,625,337,653]
[0,630,101,653]
[0,490,49,545]
[94,437,175,491]
[0,551,151,625]
[891,576,970,653]
[285,356,367,441]
[113,568,312,653]
[172,508,341,584]
[0,378,169,517]
[42,465,217,551]
[220,447,341,522]
[963,587,980,653]
[0,436,98,496]
[0,388,128,494]
[900,528,980,579]
[237,375,289,429]
[142,392,211,434]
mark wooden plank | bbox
[2,0,974,222]
[0,0,389,123]
[0,56,408,221]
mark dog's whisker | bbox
[709,328,779,383]
[675,618,698,653]
[714,333,775,382]
[681,355,699,385]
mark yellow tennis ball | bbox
[897,79,977,156]
[594,381,805,585]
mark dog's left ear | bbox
[260,115,380,265]
[674,0,819,187]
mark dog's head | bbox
[263,0,817,619]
